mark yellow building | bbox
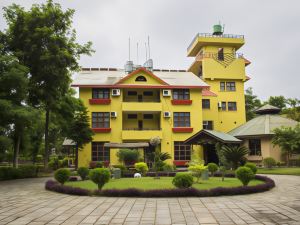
[72,25,249,167]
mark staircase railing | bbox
[196,52,243,67]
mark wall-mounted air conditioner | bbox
[163,111,171,118]
[111,112,117,118]
[112,89,121,96]
[162,89,171,97]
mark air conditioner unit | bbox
[162,89,171,97]
[218,102,222,108]
[163,111,171,118]
[111,112,117,118]
[112,89,121,96]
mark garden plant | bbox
[54,168,71,185]
[77,167,89,180]
[172,172,194,188]
[207,163,218,177]
[134,162,149,176]
[235,166,254,186]
[89,168,110,190]
[263,157,276,169]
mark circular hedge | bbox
[45,175,275,197]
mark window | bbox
[202,99,210,109]
[218,48,224,61]
[143,91,153,96]
[127,91,137,96]
[173,89,190,100]
[174,141,191,160]
[221,102,226,111]
[92,142,110,161]
[226,82,236,91]
[249,139,261,156]
[143,114,153,119]
[135,76,147,82]
[220,82,225,91]
[92,88,109,99]
[203,121,213,130]
[174,112,190,127]
[92,112,110,128]
[228,102,237,111]
[127,114,137,119]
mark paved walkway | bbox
[0,175,299,225]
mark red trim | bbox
[115,67,169,85]
[71,84,208,89]
[171,100,192,105]
[89,99,111,104]
[173,160,189,166]
[92,128,111,133]
[202,90,218,97]
[172,127,193,133]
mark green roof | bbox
[185,129,241,144]
[229,114,298,137]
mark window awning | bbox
[104,142,149,148]
[184,129,242,144]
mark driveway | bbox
[0,175,299,225]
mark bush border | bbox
[45,175,275,197]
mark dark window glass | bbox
[92,112,110,128]
[173,89,190,100]
[143,114,153,119]
[226,82,236,91]
[249,139,261,156]
[135,76,147,82]
[127,114,137,119]
[173,112,190,127]
[128,91,137,96]
[220,82,225,91]
[203,121,213,130]
[218,48,224,61]
[92,142,110,161]
[174,141,191,160]
[143,91,153,96]
[202,99,210,109]
[92,88,110,99]
[221,102,226,111]
[228,102,237,111]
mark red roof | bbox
[202,90,217,97]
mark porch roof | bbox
[104,142,149,148]
[184,129,242,144]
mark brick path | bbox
[0,175,299,225]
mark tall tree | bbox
[3,0,93,167]
[245,87,262,121]
[267,96,286,109]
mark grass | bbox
[66,177,263,191]
[258,167,300,176]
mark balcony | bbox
[122,102,162,111]
[122,129,163,140]
[187,33,245,57]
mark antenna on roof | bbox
[148,36,150,59]
[128,38,131,61]
[136,42,139,65]
[145,42,148,62]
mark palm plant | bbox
[221,145,249,169]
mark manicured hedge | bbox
[0,165,38,181]
[45,175,275,197]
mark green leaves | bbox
[221,145,249,169]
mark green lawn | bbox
[258,167,300,176]
[66,177,263,191]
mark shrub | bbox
[19,165,38,178]
[89,168,110,190]
[0,167,20,180]
[89,161,103,169]
[134,162,148,176]
[188,164,207,183]
[61,158,69,167]
[116,149,139,165]
[54,168,71,185]
[263,157,276,169]
[235,167,254,186]
[221,145,249,169]
[207,163,218,176]
[245,162,257,174]
[172,172,194,188]
[77,167,89,180]
[48,157,61,170]
[162,164,175,172]
[96,161,103,168]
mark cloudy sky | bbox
[1,0,299,100]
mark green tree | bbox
[272,124,300,166]
[221,145,249,169]
[3,0,93,168]
[282,98,300,122]
[266,96,286,109]
[245,87,262,121]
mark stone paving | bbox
[0,175,299,225]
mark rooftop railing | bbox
[187,33,244,52]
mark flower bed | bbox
[45,175,275,197]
